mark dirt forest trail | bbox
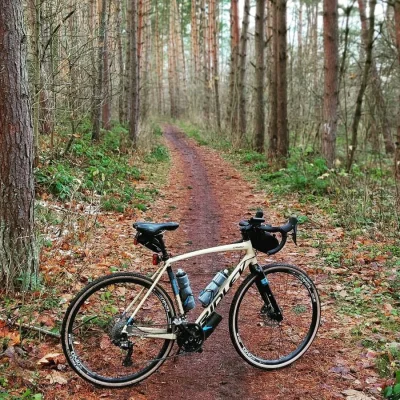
[122,125,367,400]
[48,125,380,400]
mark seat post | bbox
[157,234,169,260]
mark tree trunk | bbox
[168,0,178,118]
[268,0,278,158]
[298,0,303,63]
[155,0,163,115]
[0,0,38,292]
[141,0,152,119]
[191,0,199,80]
[347,0,376,171]
[202,0,210,124]
[394,0,400,179]
[28,0,41,164]
[313,1,320,123]
[238,0,250,143]
[322,0,339,168]
[254,0,266,152]
[102,2,111,131]
[116,0,125,124]
[210,0,221,131]
[228,0,240,134]
[358,0,394,154]
[276,0,288,161]
[129,0,140,146]
[92,0,108,141]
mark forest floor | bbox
[1,125,398,399]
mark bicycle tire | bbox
[229,263,320,369]
[61,272,176,387]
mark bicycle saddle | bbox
[133,222,179,236]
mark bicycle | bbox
[61,211,321,388]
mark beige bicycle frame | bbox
[122,240,257,339]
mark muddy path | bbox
[129,125,356,400]
[47,125,375,399]
[139,126,254,400]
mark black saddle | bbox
[133,222,179,236]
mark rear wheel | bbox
[229,264,320,369]
[61,272,176,387]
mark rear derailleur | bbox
[109,316,134,367]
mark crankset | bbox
[176,323,204,353]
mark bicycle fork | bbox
[250,264,283,322]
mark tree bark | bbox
[394,0,400,179]
[347,0,376,171]
[0,0,38,292]
[276,0,288,161]
[116,0,125,124]
[358,0,394,154]
[268,0,278,158]
[92,0,108,141]
[155,0,163,115]
[238,0,250,144]
[254,0,266,152]
[102,2,111,131]
[129,0,140,146]
[322,0,339,168]
[210,0,221,131]
[27,0,41,164]
[227,0,240,134]
[168,0,178,118]
[202,0,210,124]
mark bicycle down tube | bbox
[122,240,257,339]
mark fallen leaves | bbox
[0,320,21,346]
[342,389,375,400]
[45,371,68,385]
[37,352,63,366]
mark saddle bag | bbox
[135,232,163,253]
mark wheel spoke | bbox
[62,273,175,387]
[230,265,320,368]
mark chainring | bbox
[176,323,204,353]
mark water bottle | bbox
[176,269,196,311]
[198,270,228,307]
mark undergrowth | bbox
[35,121,169,213]
[177,120,399,236]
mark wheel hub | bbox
[109,316,129,345]
[260,304,281,327]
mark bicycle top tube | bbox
[165,240,256,265]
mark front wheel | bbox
[61,272,176,388]
[229,263,320,369]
